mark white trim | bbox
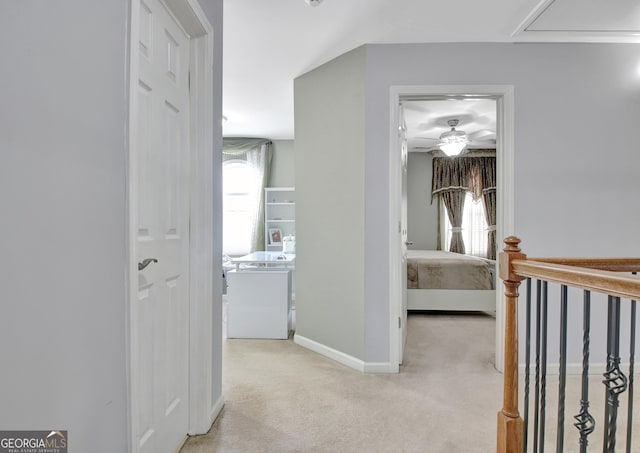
[495,89,515,373]
[388,85,515,375]
[183,395,223,447]
[209,395,225,425]
[294,334,364,371]
[186,27,216,439]
[511,0,640,43]
[519,362,615,376]
[126,0,140,446]
[363,362,396,373]
[388,97,402,374]
[511,0,554,38]
[127,0,215,450]
[294,334,395,374]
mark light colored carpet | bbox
[181,312,502,452]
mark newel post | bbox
[497,236,526,453]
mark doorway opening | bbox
[388,85,515,373]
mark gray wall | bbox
[269,139,295,187]
[294,47,366,360]
[0,0,223,450]
[364,43,640,363]
[407,152,438,250]
[296,42,640,366]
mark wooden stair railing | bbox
[497,236,526,453]
[497,236,640,453]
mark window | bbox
[223,160,252,256]
[442,192,488,257]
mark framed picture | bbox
[269,228,283,245]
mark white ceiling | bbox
[222,0,640,141]
[403,98,497,153]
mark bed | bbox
[407,250,496,311]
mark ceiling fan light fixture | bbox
[438,119,468,157]
[304,0,323,6]
[439,141,467,157]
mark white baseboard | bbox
[293,334,396,374]
[363,362,397,373]
[294,334,364,371]
[209,395,225,425]
[518,362,629,376]
[188,394,224,436]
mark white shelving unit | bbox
[264,187,295,251]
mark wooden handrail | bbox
[496,237,640,453]
[512,260,640,300]
[525,257,640,273]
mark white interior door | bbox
[399,104,409,364]
[135,0,191,451]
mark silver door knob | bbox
[138,258,158,271]
[405,241,414,246]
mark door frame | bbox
[388,85,515,373]
[127,0,217,450]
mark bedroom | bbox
[404,97,498,309]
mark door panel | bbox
[399,104,409,364]
[135,0,190,451]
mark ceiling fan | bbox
[413,118,496,156]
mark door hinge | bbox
[398,317,402,328]
[188,70,191,92]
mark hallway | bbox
[181,312,501,452]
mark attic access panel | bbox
[521,0,640,34]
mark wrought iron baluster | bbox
[524,278,532,453]
[533,279,542,453]
[627,274,636,453]
[603,296,627,453]
[539,281,549,452]
[574,290,595,453]
[557,285,568,452]
[603,296,613,450]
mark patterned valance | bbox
[431,152,496,202]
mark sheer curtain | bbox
[443,192,488,257]
[432,152,496,258]
[223,138,272,252]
